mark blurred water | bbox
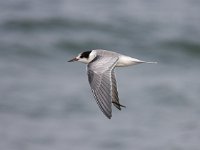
[0,0,200,150]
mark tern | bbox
[68,49,156,119]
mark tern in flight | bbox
[68,49,156,119]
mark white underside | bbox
[116,55,145,67]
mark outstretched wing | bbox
[111,70,121,110]
[87,56,118,119]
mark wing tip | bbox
[112,102,126,110]
[106,115,112,119]
[103,110,112,119]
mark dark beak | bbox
[68,57,78,62]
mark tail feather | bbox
[136,60,157,64]
[145,61,157,64]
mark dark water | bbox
[1,0,200,150]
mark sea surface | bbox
[0,0,200,150]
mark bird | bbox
[68,49,156,119]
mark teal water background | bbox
[0,0,200,150]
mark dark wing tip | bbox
[92,90,112,119]
[112,102,126,110]
[101,106,112,119]
[106,114,112,119]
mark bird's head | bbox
[68,50,96,64]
